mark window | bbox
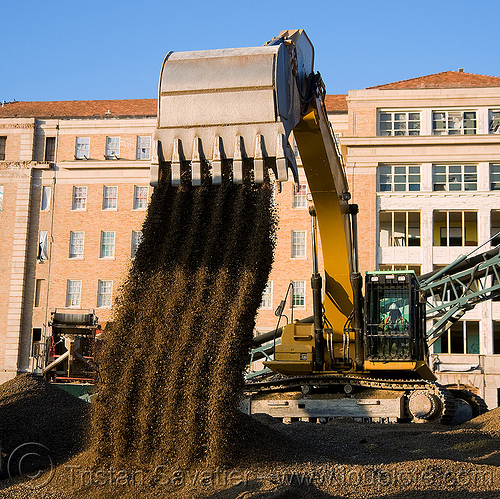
[100,231,115,258]
[491,211,500,246]
[494,322,500,354]
[0,185,3,211]
[38,231,48,260]
[106,137,120,159]
[291,230,306,258]
[433,110,476,135]
[72,186,87,210]
[490,110,500,134]
[133,186,149,210]
[131,230,142,259]
[379,111,420,136]
[44,137,55,162]
[103,186,118,210]
[136,136,151,160]
[34,279,44,308]
[69,231,84,258]
[66,280,82,307]
[379,211,420,247]
[260,281,273,309]
[41,186,51,211]
[292,183,307,208]
[433,321,480,354]
[97,280,113,308]
[491,165,500,191]
[0,136,6,160]
[433,165,477,191]
[378,165,420,192]
[75,137,89,159]
[31,328,43,357]
[291,280,306,308]
[378,264,421,275]
[433,211,477,247]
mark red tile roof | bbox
[0,99,157,118]
[324,94,347,113]
[368,71,500,90]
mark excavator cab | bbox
[364,271,426,363]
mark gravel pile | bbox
[0,374,89,464]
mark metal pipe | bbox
[309,206,324,371]
[349,204,359,274]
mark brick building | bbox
[0,99,316,385]
[1,70,500,407]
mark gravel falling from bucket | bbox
[91,179,277,468]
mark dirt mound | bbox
[0,373,89,461]
[91,180,277,468]
[461,406,500,436]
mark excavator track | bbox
[244,374,457,424]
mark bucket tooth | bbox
[276,133,288,182]
[254,134,265,183]
[233,135,244,184]
[191,137,203,186]
[212,136,223,185]
[171,138,182,186]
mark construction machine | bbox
[152,30,499,424]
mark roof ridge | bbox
[367,70,500,90]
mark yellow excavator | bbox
[152,30,498,424]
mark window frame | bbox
[69,231,85,259]
[106,137,120,159]
[66,279,82,308]
[133,186,149,210]
[75,137,90,160]
[100,231,115,259]
[490,164,500,191]
[378,111,421,136]
[72,186,87,211]
[433,320,480,354]
[136,136,151,160]
[291,280,306,308]
[378,165,421,192]
[102,185,118,210]
[432,110,477,135]
[97,280,113,308]
[432,164,477,192]
[41,185,51,211]
[291,230,307,259]
[378,211,421,247]
[131,230,142,259]
[44,137,56,162]
[0,136,6,160]
[489,110,500,134]
[433,210,478,247]
[260,281,273,310]
[292,183,307,209]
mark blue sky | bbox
[2,0,500,102]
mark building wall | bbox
[341,85,500,408]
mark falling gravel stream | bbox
[91,179,277,468]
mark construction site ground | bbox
[0,374,499,498]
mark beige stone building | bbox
[332,71,500,408]
[1,70,500,408]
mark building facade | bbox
[335,71,500,408]
[1,70,500,408]
[0,99,317,385]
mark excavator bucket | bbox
[151,30,314,187]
